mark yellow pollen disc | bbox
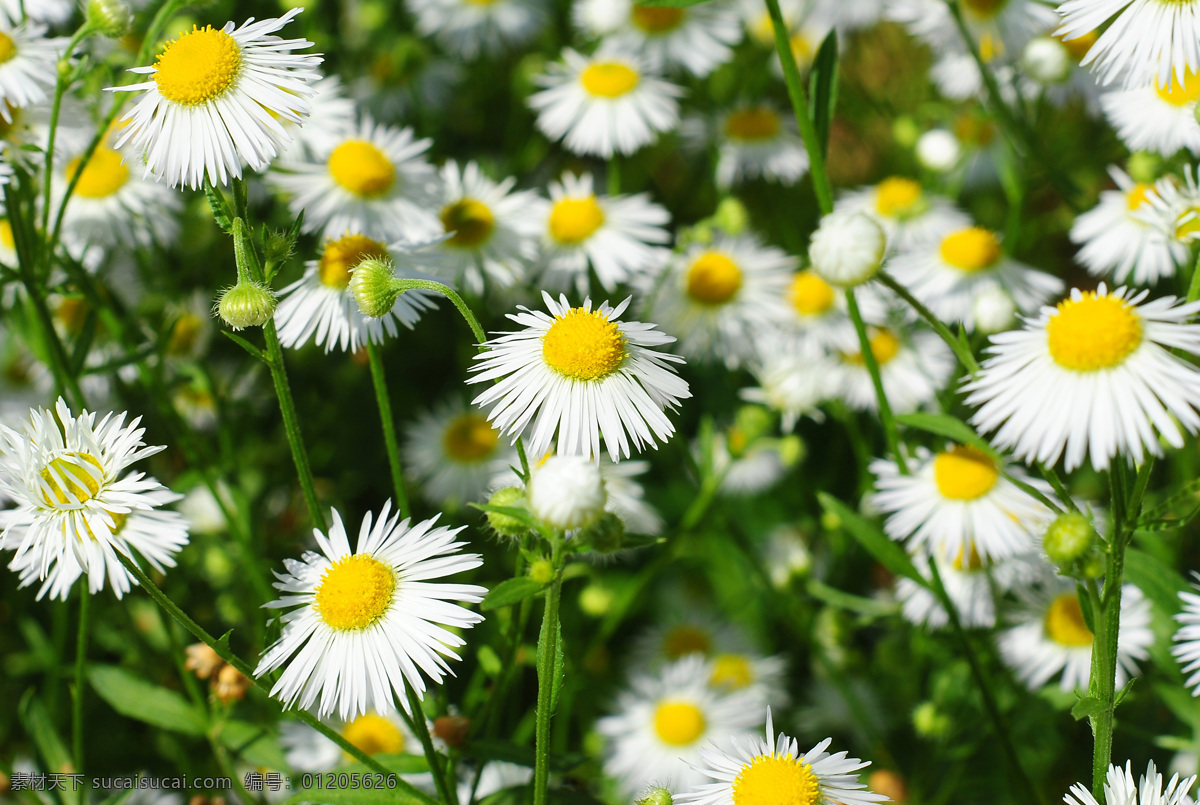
[933,446,999,501]
[653,701,707,746]
[56,297,89,335]
[631,6,685,33]
[1057,29,1098,61]
[788,270,835,317]
[1156,69,1200,106]
[1044,593,1093,647]
[0,32,16,64]
[580,62,640,98]
[724,108,781,141]
[67,147,130,199]
[710,654,754,689]
[443,413,499,462]
[687,251,743,305]
[845,330,901,366]
[732,754,819,805]
[951,543,985,572]
[0,219,13,251]
[40,453,104,506]
[328,140,396,198]
[940,227,1001,272]
[1046,292,1142,371]
[440,198,495,248]
[874,177,923,218]
[663,625,712,659]
[319,234,389,289]
[962,0,1006,17]
[313,554,396,631]
[548,196,605,244]
[1176,206,1200,240]
[1126,183,1153,211]
[341,714,406,757]
[541,307,626,381]
[978,31,1004,63]
[789,33,813,66]
[168,313,202,356]
[153,26,243,106]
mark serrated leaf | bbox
[19,691,71,773]
[205,185,233,233]
[808,30,839,159]
[1071,695,1105,721]
[818,492,927,589]
[482,577,544,611]
[216,720,287,770]
[221,330,266,361]
[88,665,206,735]
[1125,547,1188,617]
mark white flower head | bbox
[409,0,548,59]
[528,454,606,530]
[1172,573,1200,695]
[1064,760,1196,805]
[809,210,886,287]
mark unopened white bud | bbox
[1022,37,1072,85]
[972,286,1017,334]
[809,210,886,287]
[916,129,960,172]
[528,455,606,530]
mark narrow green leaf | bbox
[88,664,207,735]
[204,184,233,233]
[1070,695,1104,721]
[19,691,71,773]
[216,720,288,770]
[537,614,565,712]
[817,492,927,589]
[68,310,97,377]
[481,576,544,611]
[894,412,997,457]
[807,578,899,617]
[807,30,839,158]
[1125,547,1188,616]
[1076,583,1096,635]
[470,502,540,532]
[221,330,266,362]
[1114,677,1137,708]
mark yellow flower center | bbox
[951,543,985,572]
[686,251,743,305]
[845,330,901,366]
[580,62,640,98]
[710,654,754,689]
[0,219,13,251]
[0,32,17,65]
[319,234,389,289]
[40,453,104,506]
[440,199,495,249]
[1156,69,1200,106]
[168,313,203,356]
[653,701,707,746]
[631,6,685,33]
[788,270,835,316]
[1176,206,1200,240]
[56,297,89,335]
[933,446,999,501]
[874,177,923,218]
[442,413,499,462]
[341,714,406,758]
[962,0,1006,18]
[978,31,1004,63]
[1046,292,1143,371]
[1057,29,1098,61]
[1044,593,1093,647]
[789,33,814,66]
[732,754,819,805]
[67,147,130,199]
[663,625,712,659]
[328,140,396,198]
[939,227,1001,272]
[153,26,243,106]
[724,108,781,142]
[548,196,605,244]
[313,554,396,631]
[1126,183,1153,211]
[541,307,626,381]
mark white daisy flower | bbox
[777,270,859,350]
[0,95,89,167]
[645,234,796,369]
[596,655,762,797]
[706,651,789,712]
[1065,760,1196,805]
[740,336,831,431]
[1134,166,1200,250]
[457,762,532,804]
[1,0,74,26]
[738,0,805,48]
[633,612,752,667]
[599,456,663,536]
[427,160,540,297]
[1057,0,1200,89]
[281,711,417,771]
[274,232,440,353]
[409,0,548,59]
[573,0,742,77]
[999,581,1152,691]
[703,425,797,497]
[467,291,691,462]
[808,0,887,33]
[964,284,1200,472]
[888,0,1055,64]
[109,8,322,189]
[278,75,357,160]
[527,47,682,158]
[1071,167,1189,285]
[270,116,441,242]
[1172,573,1200,695]
[676,707,886,805]
[829,326,956,414]
[836,177,972,251]
[888,226,1064,331]
[713,103,808,188]
[895,549,999,630]
[0,15,67,121]
[534,171,671,296]
[1102,71,1200,156]
[402,396,516,508]
[254,502,486,720]
[0,398,189,601]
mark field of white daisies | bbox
[14,0,1200,803]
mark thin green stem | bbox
[72,590,88,801]
[366,340,410,518]
[845,289,906,472]
[876,271,980,374]
[1188,248,1200,303]
[401,686,456,805]
[41,24,96,242]
[533,545,565,805]
[394,278,487,345]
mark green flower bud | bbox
[712,197,749,236]
[349,257,403,319]
[87,0,134,37]
[733,404,773,446]
[529,559,554,586]
[636,788,674,805]
[912,701,951,739]
[1127,151,1162,184]
[777,434,806,467]
[486,486,528,538]
[215,282,275,331]
[579,583,614,617]
[891,116,920,148]
[579,512,626,553]
[1043,512,1096,566]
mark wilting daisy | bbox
[1057,0,1200,89]
[888,226,1063,331]
[281,711,418,771]
[270,117,441,243]
[676,708,887,805]
[1172,573,1200,695]
[836,177,972,251]
[713,103,808,188]
[427,160,540,296]
[467,292,690,462]
[0,16,66,118]
[829,327,956,414]
[402,396,516,507]
[1065,760,1196,805]
[409,0,547,59]
[527,47,682,158]
[573,0,741,77]
[109,9,322,189]
[1102,71,1200,156]
[274,232,439,353]
[1071,167,1188,285]
[646,234,795,369]
[965,284,1200,472]
[0,399,190,601]
[596,656,762,796]
[534,171,671,295]
[740,336,832,430]
[255,502,486,720]
[999,580,1152,691]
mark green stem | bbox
[876,271,980,374]
[394,278,487,345]
[1188,248,1200,304]
[533,546,565,805]
[365,340,410,518]
[41,24,95,243]
[401,686,456,805]
[844,289,906,472]
[72,590,88,800]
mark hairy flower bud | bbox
[350,257,403,319]
[215,282,275,331]
[88,0,134,37]
[1043,512,1096,567]
[486,486,529,538]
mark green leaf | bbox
[1114,677,1137,708]
[221,330,266,362]
[1076,583,1096,635]
[482,576,545,611]
[19,690,71,773]
[88,665,207,735]
[894,412,997,457]
[462,740,587,772]
[216,720,288,770]
[817,493,928,589]
[807,30,839,159]
[204,184,233,233]
[1070,695,1104,721]
[807,578,898,617]
[68,309,97,377]
[537,616,565,712]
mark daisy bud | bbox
[712,197,749,236]
[1021,37,1071,85]
[636,789,673,805]
[809,210,886,288]
[215,282,275,331]
[971,286,1017,334]
[778,434,805,467]
[911,701,951,738]
[87,0,134,37]
[916,129,960,172]
[579,583,614,617]
[486,486,529,538]
[580,512,626,553]
[528,455,606,531]
[529,559,554,585]
[1043,511,1096,568]
[349,257,403,319]
[1127,151,1161,183]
